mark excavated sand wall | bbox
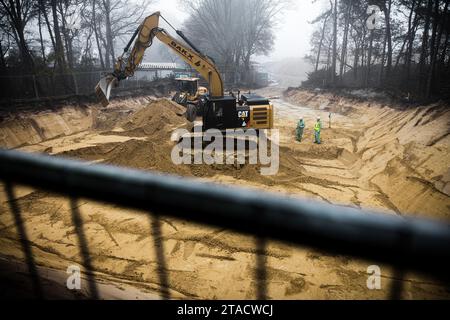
[0,96,156,149]
[0,106,94,149]
[285,89,450,219]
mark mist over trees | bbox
[4,0,447,102]
[181,0,289,84]
[305,0,450,101]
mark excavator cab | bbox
[173,77,198,106]
[173,78,208,101]
[176,77,198,97]
[172,77,209,121]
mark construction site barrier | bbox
[0,66,263,103]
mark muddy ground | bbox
[0,87,449,299]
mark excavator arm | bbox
[96,12,224,107]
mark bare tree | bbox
[57,0,83,69]
[380,0,393,79]
[0,0,36,71]
[90,0,104,68]
[50,0,66,71]
[439,0,450,66]
[96,0,152,68]
[38,0,56,56]
[426,0,448,98]
[331,0,338,85]
[339,0,352,82]
[240,0,288,73]
[182,0,242,66]
[418,0,433,94]
[181,0,289,85]
[311,8,332,73]
[36,2,46,63]
[0,16,12,70]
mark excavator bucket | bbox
[95,75,117,108]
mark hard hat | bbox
[317,117,321,120]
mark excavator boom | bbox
[95,12,224,107]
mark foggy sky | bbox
[157,0,326,63]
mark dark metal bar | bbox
[389,227,411,299]
[70,198,99,299]
[0,149,450,283]
[4,182,43,299]
[150,214,170,300]
[255,237,267,300]
[389,268,405,300]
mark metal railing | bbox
[0,149,449,299]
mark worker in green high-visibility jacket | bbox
[314,117,322,144]
[296,118,305,142]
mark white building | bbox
[133,62,179,81]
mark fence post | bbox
[72,73,79,95]
[32,75,39,99]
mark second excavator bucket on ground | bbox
[95,75,117,108]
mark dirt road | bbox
[0,89,449,299]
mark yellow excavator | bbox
[95,11,273,131]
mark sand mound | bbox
[118,99,190,137]
[105,139,188,174]
[61,138,270,183]
[90,99,271,180]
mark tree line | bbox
[305,0,450,101]
[0,0,286,88]
[0,0,152,75]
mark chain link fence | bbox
[0,66,268,102]
[0,70,159,102]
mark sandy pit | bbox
[0,88,449,299]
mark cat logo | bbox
[238,111,249,118]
